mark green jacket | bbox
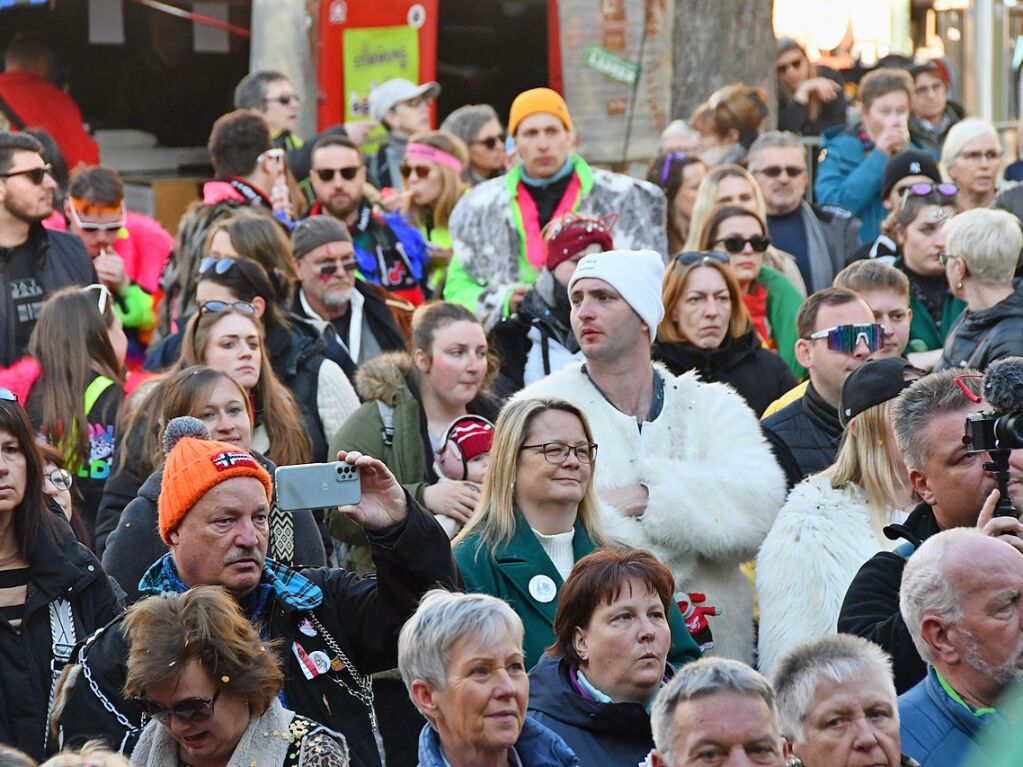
[758,265,805,379]
[453,514,702,670]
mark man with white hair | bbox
[649,657,785,766]
[749,131,861,292]
[515,249,786,663]
[898,528,1021,766]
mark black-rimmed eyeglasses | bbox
[520,442,598,464]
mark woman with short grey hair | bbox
[937,207,1023,371]
[398,590,578,767]
[772,634,919,767]
[440,105,505,185]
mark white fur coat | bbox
[755,474,891,677]
[515,363,787,663]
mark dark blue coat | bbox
[899,667,1004,766]
[527,654,658,767]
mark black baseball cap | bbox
[840,358,920,427]
[881,151,941,200]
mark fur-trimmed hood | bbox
[353,351,413,406]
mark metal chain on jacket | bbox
[43,598,77,753]
[304,612,377,731]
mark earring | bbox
[786,758,805,767]
[956,282,963,290]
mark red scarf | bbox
[515,173,583,269]
[743,282,775,349]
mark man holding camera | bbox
[56,418,459,767]
[838,369,1023,693]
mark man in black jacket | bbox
[0,132,95,366]
[56,419,459,766]
[838,369,1023,693]
[289,216,408,380]
[762,287,881,488]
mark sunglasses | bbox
[0,164,52,185]
[807,323,884,353]
[473,134,506,150]
[676,251,730,266]
[137,689,221,725]
[266,93,300,106]
[0,388,17,403]
[46,468,73,491]
[754,165,804,178]
[900,182,958,200]
[400,164,432,180]
[258,148,286,167]
[313,167,360,183]
[716,235,771,254]
[402,95,431,109]
[199,300,257,316]
[68,200,126,234]
[319,261,358,277]
[82,283,113,315]
[776,59,803,74]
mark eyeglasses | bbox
[402,95,432,109]
[900,182,958,200]
[0,388,18,403]
[318,260,358,277]
[715,235,771,254]
[520,442,598,464]
[400,164,432,180]
[676,251,730,266]
[266,93,300,106]
[83,284,112,315]
[938,252,961,267]
[0,164,52,185]
[137,689,221,725]
[753,165,805,179]
[313,167,360,182]
[472,134,506,150]
[958,149,1002,163]
[46,468,73,491]
[199,300,257,316]
[68,201,125,234]
[807,323,884,354]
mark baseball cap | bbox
[881,151,941,200]
[839,358,920,427]
[369,79,441,124]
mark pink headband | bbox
[405,143,463,174]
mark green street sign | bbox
[584,43,640,86]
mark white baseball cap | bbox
[369,78,441,123]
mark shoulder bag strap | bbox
[44,598,78,752]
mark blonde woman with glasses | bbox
[452,397,701,670]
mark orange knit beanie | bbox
[158,416,273,544]
[508,87,573,137]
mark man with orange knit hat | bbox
[443,86,668,330]
[57,417,458,767]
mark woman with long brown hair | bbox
[24,285,127,541]
[99,366,325,603]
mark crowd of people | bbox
[3,30,1023,767]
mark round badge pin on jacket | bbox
[528,574,557,603]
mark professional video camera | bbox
[964,357,1023,518]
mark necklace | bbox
[304,612,377,731]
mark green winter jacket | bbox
[758,265,805,379]
[453,513,702,670]
[894,258,967,352]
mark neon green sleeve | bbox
[114,283,156,329]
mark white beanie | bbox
[568,249,665,343]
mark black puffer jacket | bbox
[101,450,326,603]
[56,495,460,767]
[761,384,844,490]
[838,502,942,694]
[938,280,1023,372]
[652,329,797,417]
[144,314,340,460]
[0,225,96,366]
[527,655,660,767]
[0,514,122,760]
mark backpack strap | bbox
[83,376,116,415]
[0,92,26,130]
[375,401,395,465]
[44,598,78,752]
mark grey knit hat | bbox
[291,215,351,259]
[440,104,500,146]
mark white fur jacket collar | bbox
[515,363,787,663]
